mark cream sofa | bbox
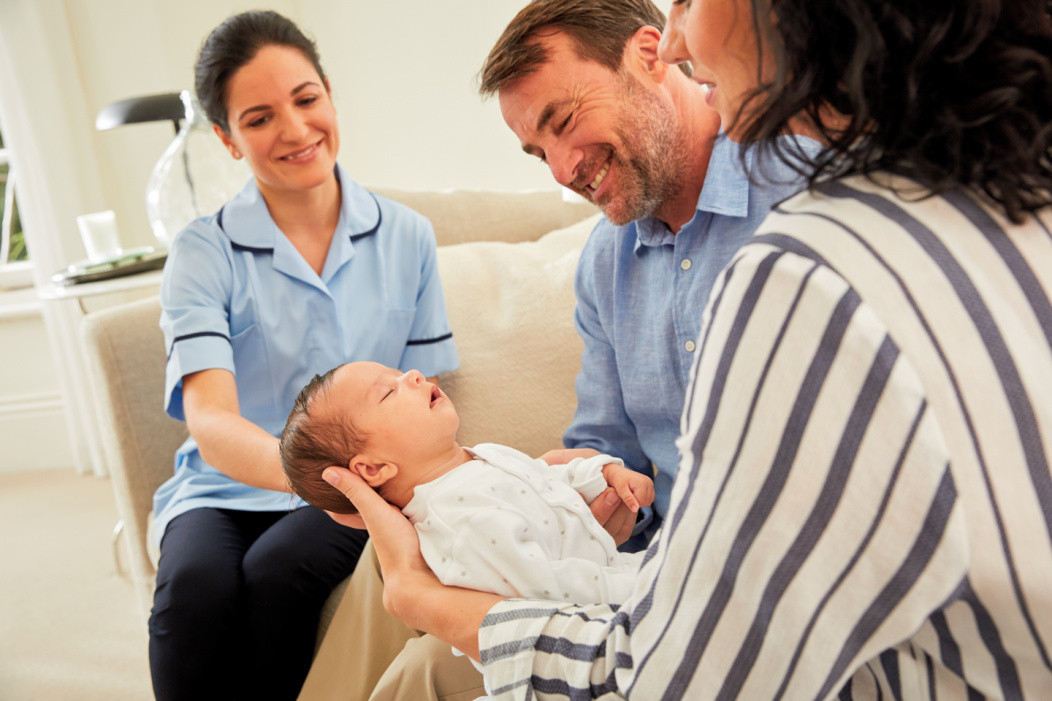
[82,188,600,633]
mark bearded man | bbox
[483,0,817,549]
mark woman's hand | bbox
[321,467,437,620]
[322,466,503,658]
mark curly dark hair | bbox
[740,0,1052,222]
[280,366,366,515]
[195,10,327,134]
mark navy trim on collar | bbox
[218,204,274,254]
[217,191,381,250]
[350,193,383,242]
[230,241,274,254]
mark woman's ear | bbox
[213,124,241,159]
[349,455,398,488]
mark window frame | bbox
[0,142,34,290]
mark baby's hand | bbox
[602,464,655,513]
[540,447,600,465]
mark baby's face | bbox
[326,362,460,465]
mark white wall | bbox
[0,0,557,472]
[4,0,555,266]
[72,0,553,256]
[0,291,70,473]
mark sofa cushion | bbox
[436,213,601,458]
[375,188,598,247]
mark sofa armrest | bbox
[82,295,188,619]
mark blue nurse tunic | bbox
[154,164,460,541]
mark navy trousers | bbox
[148,506,367,700]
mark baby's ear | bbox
[349,455,397,488]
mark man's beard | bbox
[598,72,688,226]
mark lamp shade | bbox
[95,92,185,134]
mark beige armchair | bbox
[82,188,599,632]
[83,294,187,620]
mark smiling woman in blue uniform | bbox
[148,10,458,700]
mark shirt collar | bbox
[634,133,752,251]
[320,167,382,282]
[697,133,752,218]
[219,163,380,250]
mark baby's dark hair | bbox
[280,365,366,514]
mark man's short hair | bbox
[478,0,681,97]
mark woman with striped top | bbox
[320,0,1052,698]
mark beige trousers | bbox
[298,540,485,701]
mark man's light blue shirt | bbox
[154,165,459,543]
[565,135,819,543]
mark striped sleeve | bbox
[479,241,972,700]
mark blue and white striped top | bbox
[477,173,1052,700]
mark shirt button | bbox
[680,259,692,271]
[685,340,696,352]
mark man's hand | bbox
[541,448,646,546]
[589,487,638,546]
